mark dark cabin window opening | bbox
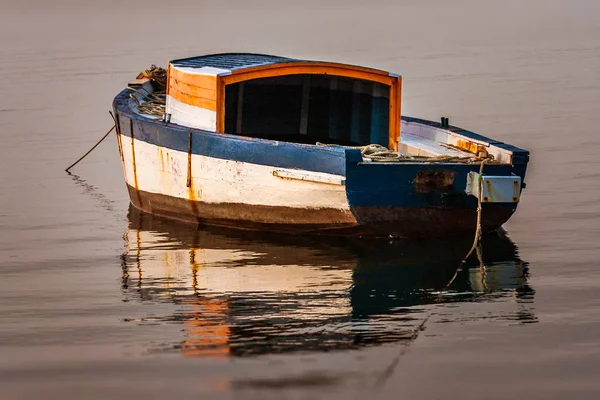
[224,74,390,146]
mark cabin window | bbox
[224,74,389,146]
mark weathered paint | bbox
[413,170,457,194]
[166,65,222,131]
[466,172,522,203]
[114,88,529,237]
[401,117,529,168]
[272,169,345,185]
[118,134,352,213]
[166,94,217,131]
[167,55,403,147]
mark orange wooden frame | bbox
[215,62,402,149]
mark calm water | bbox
[1,0,599,398]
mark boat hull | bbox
[126,183,514,237]
[113,89,528,238]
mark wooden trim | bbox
[216,77,226,133]
[221,64,396,86]
[397,77,403,144]
[388,77,402,150]
[233,61,391,77]
[236,83,244,134]
[214,63,402,139]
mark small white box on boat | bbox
[466,173,522,203]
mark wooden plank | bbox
[168,78,217,101]
[168,86,217,111]
[388,77,402,150]
[299,75,311,135]
[216,78,226,133]
[169,66,218,89]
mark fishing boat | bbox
[112,53,529,238]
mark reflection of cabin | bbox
[166,54,402,149]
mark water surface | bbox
[1,0,599,398]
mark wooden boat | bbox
[112,53,529,238]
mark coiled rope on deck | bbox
[360,143,490,164]
[128,65,167,117]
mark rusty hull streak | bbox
[128,119,142,206]
[186,131,192,188]
[159,148,165,171]
[413,170,458,194]
[185,131,200,218]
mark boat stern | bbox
[342,147,528,238]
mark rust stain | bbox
[186,131,200,217]
[116,133,124,162]
[159,148,165,171]
[414,170,457,194]
[129,119,142,207]
[456,139,487,156]
[186,131,192,188]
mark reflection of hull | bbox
[123,207,534,357]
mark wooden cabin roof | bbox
[170,53,395,77]
[171,53,298,71]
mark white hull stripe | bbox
[120,134,350,210]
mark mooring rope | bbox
[441,158,488,289]
[65,125,116,173]
[372,158,488,391]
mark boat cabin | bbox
[165,53,402,150]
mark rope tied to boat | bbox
[65,124,116,173]
[373,158,488,390]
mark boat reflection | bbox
[121,206,535,358]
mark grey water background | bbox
[1,0,599,398]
